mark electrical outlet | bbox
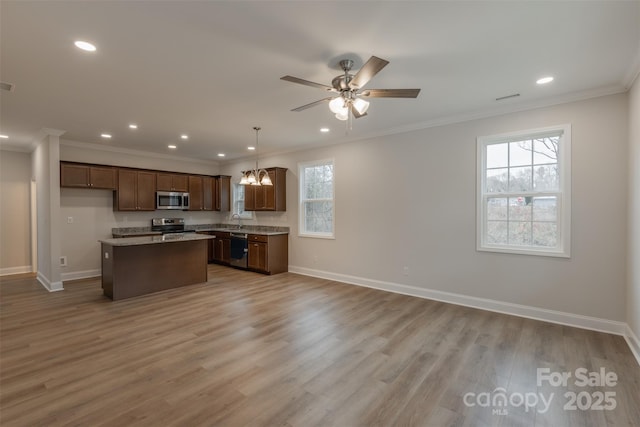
[67,216,73,224]
[104,252,109,259]
[402,266,409,276]
[60,256,67,267]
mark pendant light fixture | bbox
[239,127,272,186]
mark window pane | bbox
[487,221,507,244]
[509,197,532,221]
[510,140,532,167]
[509,166,532,192]
[487,197,507,220]
[301,161,334,236]
[508,221,532,246]
[532,222,557,247]
[533,164,558,191]
[487,143,508,168]
[304,201,333,233]
[532,197,557,221]
[533,137,559,165]
[486,168,508,193]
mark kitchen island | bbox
[99,233,215,300]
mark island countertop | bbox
[100,233,215,247]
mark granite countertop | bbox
[112,223,289,237]
[100,233,215,247]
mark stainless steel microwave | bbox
[156,191,190,210]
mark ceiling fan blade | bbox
[291,97,334,112]
[360,88,421,98]
[281,75,336,92]
[348,56,389,89]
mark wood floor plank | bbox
[1,266,638,426]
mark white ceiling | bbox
[1,1,639,161]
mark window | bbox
[477,124,571,257]
[232,183,252,219]
[299,159,334,238]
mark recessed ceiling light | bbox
[536,76,554,85]
[320,127,330,133]
[180,134,188,140]
[74,41,96,52]
[168,145,177,149]
[247,146,256,151]
[101,133,112,139]
[217,153,225,157]
[129,124,138,129]
[0,134,8,139]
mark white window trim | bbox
[232,181,253,220]
[476,124,571,258]
[298,158,335,239]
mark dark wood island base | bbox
[101,235,212,300]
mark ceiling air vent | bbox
[0,81,15,92]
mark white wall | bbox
[628,76,640,345]
[0,150,32,275]
[59,141,225,279]
[223,93,629,323]
[32,133,63,290]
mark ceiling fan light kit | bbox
[281,56,420,123]
[240,127,272,187]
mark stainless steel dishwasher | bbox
[229,232,248,269]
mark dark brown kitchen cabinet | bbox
[188,176,204,210]
[203,176,214,211]
[244,167,287,211]
[247,234,288,274]
[213,232,231,264]
[198,231,216,263]
[60,162,116,189]
[216,175,231,211]
[115,169,156,211]
[190,175,231,212]
[156,173,188,192]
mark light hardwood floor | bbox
[1,266,639,426]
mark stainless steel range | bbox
[151,218,186,234]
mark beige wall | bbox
[628,76,640,342]
[0,150,32,274]
[223,93,629,322]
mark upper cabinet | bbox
[188,175,231,211]
[60,162,116,190]
[216,176,231,211]
[156,173,188,192]
[60,161,229,212]
[244,167,287,211]
[188,175,204,211]
[115,169,156,211]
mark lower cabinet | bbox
[247,234,288,274]
[212,232,231,264]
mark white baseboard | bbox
[0,265,33,276]
[288,266,628,337]
[61,269,101,282]
[624,325,640,367]
[37,272,64,292]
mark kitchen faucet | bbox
[230,213,242,229]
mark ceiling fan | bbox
[281,56,420,121]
